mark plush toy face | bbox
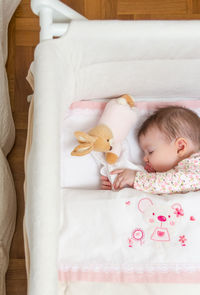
[71,125,113,156]
[89,125,113,152]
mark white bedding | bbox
[25,20,200,295]
[59,189,200,285]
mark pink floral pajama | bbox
[134,152,200,194]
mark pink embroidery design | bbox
[179,235,187,246]
[190,216,195,221]
[151,227,170,242]
[138,198,184,242]
[173,206,184,217]
[128,228,144,247]
[125,201,131,206]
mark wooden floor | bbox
[5,0,200,294]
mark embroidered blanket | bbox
[58,188,200,285]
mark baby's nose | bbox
[143,155,148,163]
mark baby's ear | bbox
[175,137,188,157]
[71,143,94,156]
[74,131,97,144]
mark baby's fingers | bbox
[101,176,111,185]
[113,175,123,190]
[118,179,128,189]
[110,169,124,175]
[101,180,112,190]
[101,185,111,190]
[102,179,111,186]
[101,175,109,180]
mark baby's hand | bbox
[100,175,112,190]
[111,169,136,190]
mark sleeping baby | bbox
[101,105,200,194]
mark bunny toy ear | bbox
[74,131,96,144]
[71,143,94,156]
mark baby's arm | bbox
[134,169,200,194]
[101,168,200,193]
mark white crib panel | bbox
[38,20,200,102]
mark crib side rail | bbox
[31,0,87,41]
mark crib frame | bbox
[27,2,200,295]
[31,0,86,40]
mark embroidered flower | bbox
[179,235,187,244]
[128,238,133,247]
[174,208,184,217]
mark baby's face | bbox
[139,127,179,172]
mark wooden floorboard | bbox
[5,0,200,294]
[6,0,36,294]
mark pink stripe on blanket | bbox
[58,270,200,284]
[69,99,200,111]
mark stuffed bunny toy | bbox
[71,94,137,164]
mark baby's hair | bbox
[138,105,200,148]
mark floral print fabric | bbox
[134,152,200,194]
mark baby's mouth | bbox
[144,162,156,173]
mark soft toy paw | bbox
[71,94,138,164]
[106,152,119,164]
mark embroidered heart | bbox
[190,216,195,221]
[157,231,165,237]
[125,201,131,205]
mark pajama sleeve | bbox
[134,169,200,194]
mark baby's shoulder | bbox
[177,152,200,170]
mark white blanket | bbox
[58,188,200,290]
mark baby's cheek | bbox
[149,218,154,223]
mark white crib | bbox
[25,1,200,295]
